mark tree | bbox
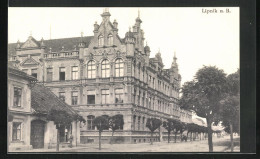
[46,109,74,152]
[220,70,240,152]
[93,115,110,150]
[146,118,162,145]
[173,120,182,143]
[162,119,175,143]
[108,114,124,144]
[179,66,227,152]
[178,122,187,142]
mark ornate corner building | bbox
[8,9,192,144]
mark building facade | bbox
[8,66,81,151]
[8,9,191,144]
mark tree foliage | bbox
[162,119,177,143]
[179,66,227,152]
[109,114,124,131]
[220,70,240,134]
[146,118,162,132]
[46,109,74,128]
[93,115,110,132]
[146,118,162,145]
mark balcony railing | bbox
[44,51,79,59]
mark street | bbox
[13,136,239,153]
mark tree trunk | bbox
[180,132,183,142]
[207,118,213,152]
[99,131,101,150]
[111,131,114,145]
[230,122,234,152]
[151,131,153,145]
[190,132,192,142]
[168,131,170,143]
[56,128,59,152]
[174,132,177,143]
[159,126,161,142]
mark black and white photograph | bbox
[7,7,242,153]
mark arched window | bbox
[87,115,95,130]
[115,58,124,77]
[98,35,104,46]
[101,59,110,78]
[87,60,96,79]
[108,34,113,46]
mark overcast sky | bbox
[8,7,239,85]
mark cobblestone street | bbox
[13,136,239,153]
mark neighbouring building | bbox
[8,65,83,151]
[8,9,191,144]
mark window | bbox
[133,89,136,104]
[87,115,95,130]
[47,68,53,82]
[133,115,136,131]
[71,66,78,80]
[143,117,145,130]
[87,95,95,104]
[142,92,145,107]
[138,91,141,105]
[138,116,141,131]
[13,87,22,107]
[71,92,78,105]
[87,61,96,79]
[59,67,65,81]
[148,97,151,109]
[31,69,37,79]
[115,59,124,77]
[12,122,21,141]
[115,88,123,103]
[108,34,113,46]
[59,92,65,102]
[87,90,95,104]
[153,78,155,89]
[149,75,151,84]
[101,60,110,78]
[101,89,109,104]
[98,35,104,46]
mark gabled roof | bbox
[31,84,79,117]
[8,36,93,56]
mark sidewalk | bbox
[10,136,240,153]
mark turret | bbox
[40,38,46,59]
[144,42,151,65]
[78,32,85,59]
[101,8,111,22]
[125,28,135,57]
[93,21,99,36]
[170,52,180,84]
[16,40,21,50]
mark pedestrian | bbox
[69,133,73,148]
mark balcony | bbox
[43,51,79,59]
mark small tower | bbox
[125,27,135,57]
[40,38,46,59]
[93,21,99,36]
[101,8,111,22]
[78,32,85,59]
[170,51,179,84]
[144,42,151,65]
[135,9,142,28]
[16,40,21,50]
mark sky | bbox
[8,7,239,85]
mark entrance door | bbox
[31,120,45,149]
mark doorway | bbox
[31,120,45,149]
